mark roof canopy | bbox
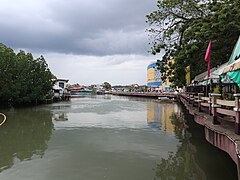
[221,36,240,87]
[193,67,217,82]
[227,36,240,65]
[192,62,233,85]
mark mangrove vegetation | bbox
[0,43,54,105]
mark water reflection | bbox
[0,108,54,172]
[147,102,181,134]
[154,111,238,180]
[50,96,150,129]
[52,112,68,121]
[0,97,237,180]
[154,113,200,179]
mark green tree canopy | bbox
[146,0,240,87]
[102,82,112,90]
[0,43,55,105]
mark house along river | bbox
[0,95,238,180]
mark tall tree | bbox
[0,44,54,105]
[146,0,240,87]
[0,44,17,102]
[102,82,112,90]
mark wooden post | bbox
[210,79,213,93]
[205,85,208,97]
[234,94,240,135]
[197,93,204,112]
[189,94,194,107]
[219,76,222,97]
[211,93,221,124]
[187,93,190,104]
[208,93,212,115]
[234,84,239,94]
[191,94,195,107]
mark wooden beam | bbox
[216,108,235,117]
[216,99,235,107]
[201,102,210,107]
[201,97,210,101]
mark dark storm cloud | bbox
[0,0,156,56]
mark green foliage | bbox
[146,0,240,87]
[102,82,112,90]
[0,43,54,105]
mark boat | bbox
[70,88,93,97]
[154,96,176,103]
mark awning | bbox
[193,62,232,85]
[193,67,217,82]
[222,57,240,74]
[221,36,240,87]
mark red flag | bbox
[205,40,212,77]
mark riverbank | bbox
[112,92,240,179]
[180,94,240,179]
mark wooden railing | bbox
[180,93,240,135]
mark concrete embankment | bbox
[180,96,240,179]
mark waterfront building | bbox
[52,79,70,100]
[112,85,130,92]
[54,79,69,89]
[147,61,162,91]
[187,36,240,96]
[147,61,171,92]
[91,84,105,94]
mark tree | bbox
[146,0,240,87]
[102,82,112,90]
[0,44,54,105]
[0,44,17,102]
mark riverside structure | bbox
[113,91,240,179]
[179,92,240,179]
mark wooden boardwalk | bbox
[180,93,240,179]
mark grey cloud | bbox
[76,29,150,56]
[0,0,156,56]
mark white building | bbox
[53,79,70,100]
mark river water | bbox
[0,95,237,180]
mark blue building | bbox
[147,62,162,87]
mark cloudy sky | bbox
[0,0,162,85]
